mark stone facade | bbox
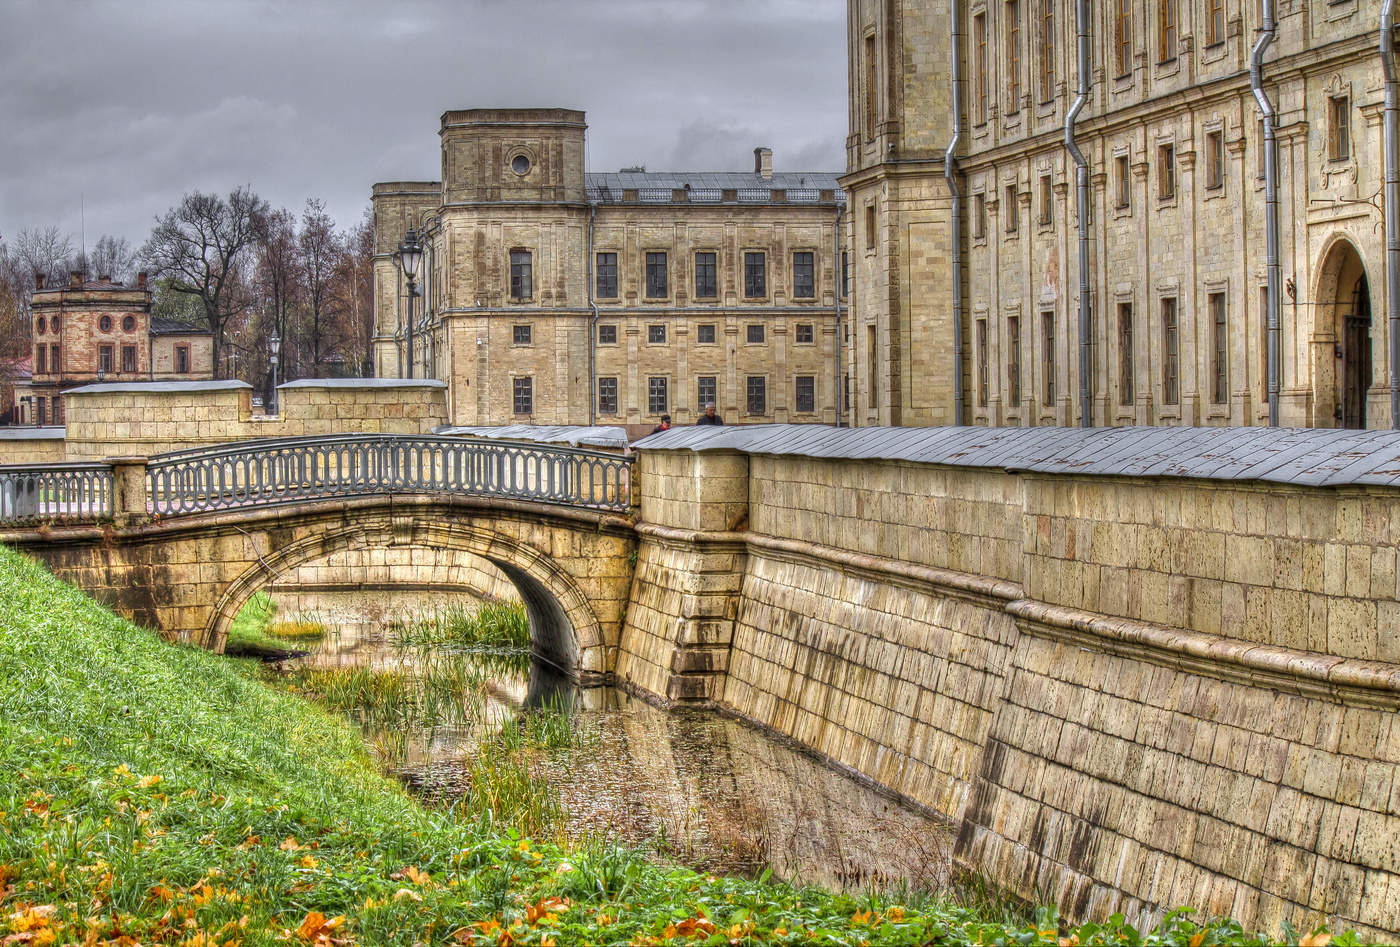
[845,0,1399,430]
[16,272,212,425]
[372,108,847,432]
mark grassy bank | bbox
[0,547,1341,945]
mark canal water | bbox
[269,590,953,893]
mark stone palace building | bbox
[13,271,212,425]
[844,0,1398,429]
[371,108,847,430]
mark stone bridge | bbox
[0,435,636,677]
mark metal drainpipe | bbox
[834,203,844,427]
[1382,0,1400,428]
[945,0,965,425]
[1065,0,1092,428]
[588,202,600,427]
[1251,0,1281,426]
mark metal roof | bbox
[632,424,1400,488]
[0,426,64,440]
[150,316,209,336]
[279,378,446,389]
[65,380,251,395]
[434,424,629,450]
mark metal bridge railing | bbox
[144,434,634,516]
[0,463,113,526]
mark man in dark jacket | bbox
[696,403,723,426]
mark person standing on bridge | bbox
[696,403,723,426]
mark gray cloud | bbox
[0,0,846,249]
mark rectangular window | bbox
[595,252,618,298]
[1038,0,1055,103]
[1007,315,1022,407]
[1158,143,1176,200]
[512,376,533,415]
[1205,130,1224,190]
[50,344,60,373]
[697,323,716,344]
[746,324,765,344]
[1210,291,1228,404]
[645,251,668,298]
[597,377,618,415]
[840,251,849,296]
[694,251,717,297]
[648,323,666,344]
[974,12,988,124]
[1205,0,1224,46]
[1005,184,1019,232]
[866,325,878,410]
[1256,118,1267,179]
[1038,174,1053,224]
[746,375,767,415]
[512,324,532,345]
[34,346,45,374]
[1158,0,1177,62]
[99,344,114,374]
[1114,0,1132,77]
[35,397,45,426]
[1260,285,1269,402]
[1115,154,1131,208]
[973,193,987,239]
[1006,0,1022,113]
[598,323,618,344]
[795,375,816,413]
[1041,310,1056,406]
[795,323,814,343]
[792,251,815,298]
[976,318,989,407]
[697,375,717,410]
[1162,297,1180,405]
[1118,302,1135,405]
[1329,95,1351,161]
[176,346,190,374]
[865,34,877,140]
[743,251,766,298]
[509,249,532,300]
[648,376,668,415]
[121,344,137,373]
[865,204,876,248]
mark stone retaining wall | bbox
[618,446,1400,941]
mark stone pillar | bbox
[107,456,150,527]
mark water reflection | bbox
[275,593,952,893]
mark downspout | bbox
[1251,0,1281,426]
[835,202,844,427]
[1382,0,1400,428]
[945,0,965,425]
[1065,0,1092,428]
[588,202,600,426]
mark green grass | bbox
[388,600,530,651]
[225,592,326,655]
[0,546,1353,946]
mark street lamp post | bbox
[269,330,282,415]
[398,228,423,380]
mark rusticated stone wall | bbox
[617,444,1400,941]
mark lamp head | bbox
[399,228,423,281]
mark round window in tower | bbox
[99,315,112,332]
[511,154,531,175]
[35,317,45,335]
[123,315,136,332]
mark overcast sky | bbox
[0,0,848,255]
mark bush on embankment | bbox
[0,545,1351,946]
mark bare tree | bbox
[11,226,76,289]
[89,234,136,284]
[299,198,338,375]
[140,187,268,373]
[331,211,374,376]
[254,206,300,386]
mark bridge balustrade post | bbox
[107,456,151,527]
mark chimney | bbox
[137,271,148,289]
[69,271,82,289]
[754,146,773,181]
[33,273,45,291]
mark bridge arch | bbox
[207,509,612,677]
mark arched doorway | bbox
[1314,239,1373,428]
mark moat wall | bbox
[618,444,1400,940]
